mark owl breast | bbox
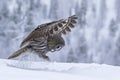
[29,37,48,55]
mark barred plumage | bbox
[8,15,78,60]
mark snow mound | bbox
[0,59,120,80]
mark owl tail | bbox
[8,46,31,59]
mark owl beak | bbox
[50,49,56,52]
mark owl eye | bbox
[50,45,63,52]
[55,45,62,51]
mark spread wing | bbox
[46,15,77,35]
[20,15,78,47]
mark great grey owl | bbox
[8,15,78,60]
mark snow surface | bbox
[0,59,120,80]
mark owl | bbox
[8,15,77,60]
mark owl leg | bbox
[38,53,50,61]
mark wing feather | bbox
[47,15,78,35]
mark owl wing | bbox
[45,15,78,35]
[20,15,77,47]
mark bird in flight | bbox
[8,15,78,60]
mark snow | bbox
[0,59,120,80]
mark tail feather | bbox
[8,46,31,59]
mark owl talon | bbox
[38,54,50,61]
[42,55,50,61]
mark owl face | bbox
[47,34,65,52]
[50,43,64,52]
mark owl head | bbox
[47,34,65,52]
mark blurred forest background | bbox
[0,0,120,66]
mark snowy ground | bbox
[0,59,120,80]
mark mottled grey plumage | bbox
[8,15,77,60]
